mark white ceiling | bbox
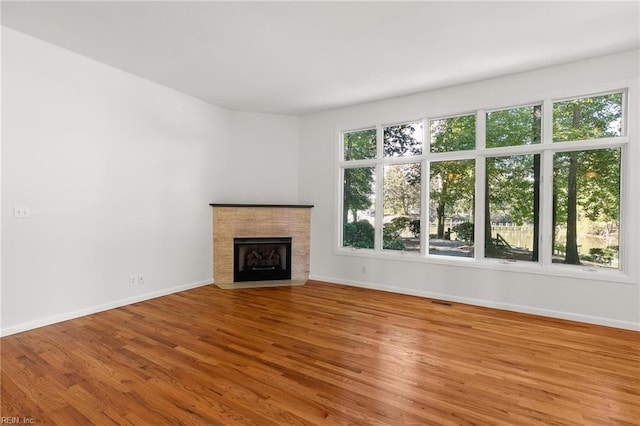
[2,1,639,115]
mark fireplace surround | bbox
[211,204,313,288]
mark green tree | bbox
[344,129,376,161]
[554,147,620,264]
[381,123,422,251]
[343,129,376,225]
[430,116,475,153]
[343,220,374,249]
[430,115,475,239]
[382,123,422,218]
[553,94,622,264]
[430,160,475,238]
[383,123,423,157]
[484,106,541,259]
[343,167,374,223]
[384,164,421,215]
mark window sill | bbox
[335,247,635,284]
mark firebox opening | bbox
[234,237,292,282]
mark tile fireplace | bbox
[210,204,313,288]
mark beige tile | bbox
[212,206,312,286]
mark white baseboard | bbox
[4,276,636,335]
[0,279,213,337]
[309,274,640,331]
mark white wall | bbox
[0,28,301,335]
[299,50,640,330]
[223,111,300,204]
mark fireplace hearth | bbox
[234,237,292,282]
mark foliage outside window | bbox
[553,93,622,142]
[486,105,541,148]
[384,122,423,157]
[343,167,375,249]
[343,128,376,160]
[430,114,475,153]
[551,93,623,268]
[429,159,475,257]
[383,163,421,252]
[553,149,620,268]
[485,154,540,262]
[339,90,626,272]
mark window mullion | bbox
[539,99,554,266]
[475,110,486,259]
[376,124,384,159]
[421,158,429,256]
[423,118,431,153]
[618,144,628,275]
[422,118,430,257]
[374,125,384,252]
[542,98,553,144]
[540,149,554,267]
[337,166,345,250]
[476,110,486,150]
[621,89,628,137]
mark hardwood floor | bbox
[1,280,638,425]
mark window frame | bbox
[336,89,631,283]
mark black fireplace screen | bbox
[234,237,292,282]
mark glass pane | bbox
[486,105,541,148]
[429,159,475,257]
[430,115,475,153]
[343,128,377,160]
[553,93,623,142]
[383,163,421,252]
[383,122,423,157]
[343,167,376,249]
[485,154,540,262]
[553,148,620,269]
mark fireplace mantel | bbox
[211,204,313,289]
[210,203,314,208]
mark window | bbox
[486,105,541,148]
[342,128,377,249]
[343,128,376,161]
[384,122,423,157]
[429,159,475,257]
[551,93,623,269]
[553,149,621,268]
[430,114,475,152]
[553,93,623,142]
[379,123,424,251]
[383,163,421,252]
[343,167,375,249]
[338,90,627,274]
[485,154,540,262]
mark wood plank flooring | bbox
[1,280,638,425]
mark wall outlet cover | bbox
[14,206,31,218]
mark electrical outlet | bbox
[129,275,138,286]
[137,275,145,286]
[14,206,31,218]
[361,265,367,274]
